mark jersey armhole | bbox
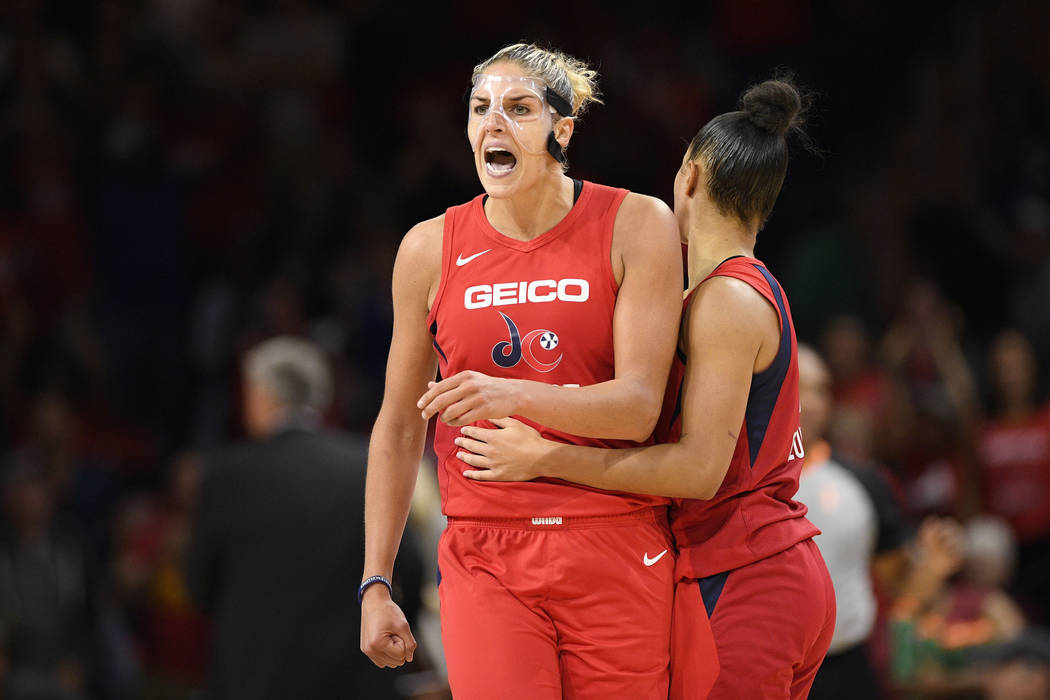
[702,268,786,375]
[604,187,631,296]
[425,208,457,328]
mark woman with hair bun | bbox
[458,76,836,699]
[360,43,684,697]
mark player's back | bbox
[659,256,818,579]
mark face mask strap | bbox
[544,87,573,118]
[547,132,566,163]
[544,87,573,164]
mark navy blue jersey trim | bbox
[743,264,792,467]
[698,571,730,618]
[432,340,448,362]
[485,178,582,206]
[429,320,449,363]
[670,380,685,428]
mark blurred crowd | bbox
[0,0,1048,698]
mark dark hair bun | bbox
[742,78,803,136]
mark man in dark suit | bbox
[186,336,411,699]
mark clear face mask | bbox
[467,74,559,158]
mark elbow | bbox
[621,417,657,443]
[624,422,657,444]
[681,477,720,501]
[691,478,721,501]
[622,390,662,442]
[675,444,724,499]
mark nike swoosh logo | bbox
[643,550,668,567]
[456,249,491,266]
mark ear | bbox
[683,160,700,197]
[554,116,574,149]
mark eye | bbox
[472,104,489,115]
[511,104,530,116]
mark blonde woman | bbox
[359,44,683,698]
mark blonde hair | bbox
[473,43,603,117]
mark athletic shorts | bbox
[438,508,675,700]
[673,538,836,700]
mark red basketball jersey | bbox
[427,181,669,518]
[658,256,818,578]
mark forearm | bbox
[363,416,427,580]
[894,561,949,612]
[536,436,723,499]
[513,377,661,442]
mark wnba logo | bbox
[491,312,563,373]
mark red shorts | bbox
[438,509,675,699]
[673,538,835,699]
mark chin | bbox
[476,166,524,198]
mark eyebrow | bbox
[471,93,540,103]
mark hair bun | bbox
[742,78,803,136]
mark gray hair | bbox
[244,336,333,411]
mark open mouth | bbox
[485,147,517,176]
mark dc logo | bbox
[491,313,563,373]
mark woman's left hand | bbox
[456,417,551,482]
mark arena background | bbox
[1,0,1048,698]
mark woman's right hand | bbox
[360,587,417,668]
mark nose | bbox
[480,108,508,133]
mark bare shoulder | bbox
[398,214,445,263]
[396,215,444,277]
[687,275,778,341]
[393,214,445,305]
[614,192,677,242]
[612,192,679,281]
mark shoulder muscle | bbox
[612,193,680,285]
[686,276,779,370]
[394,215,444,309]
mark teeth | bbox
[486,161,515,175]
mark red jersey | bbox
[427,181,668,519]
[659,256,818,579]
[977,406,1050,542]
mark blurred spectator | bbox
[978,329,1050,625]
[881,280,981,519]
[889,516,1026,697]
[112,452,208,699]
[819,314,900,464]
[973,627,1050,700]
[795,345,911,700]
[185,336,410,699]
[0,459,97,700]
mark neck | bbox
[485,170,574,240]
[685,210,756,293]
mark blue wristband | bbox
[358,575,393,604]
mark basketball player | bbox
[457,77,835,699]
[359,44,684,698]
